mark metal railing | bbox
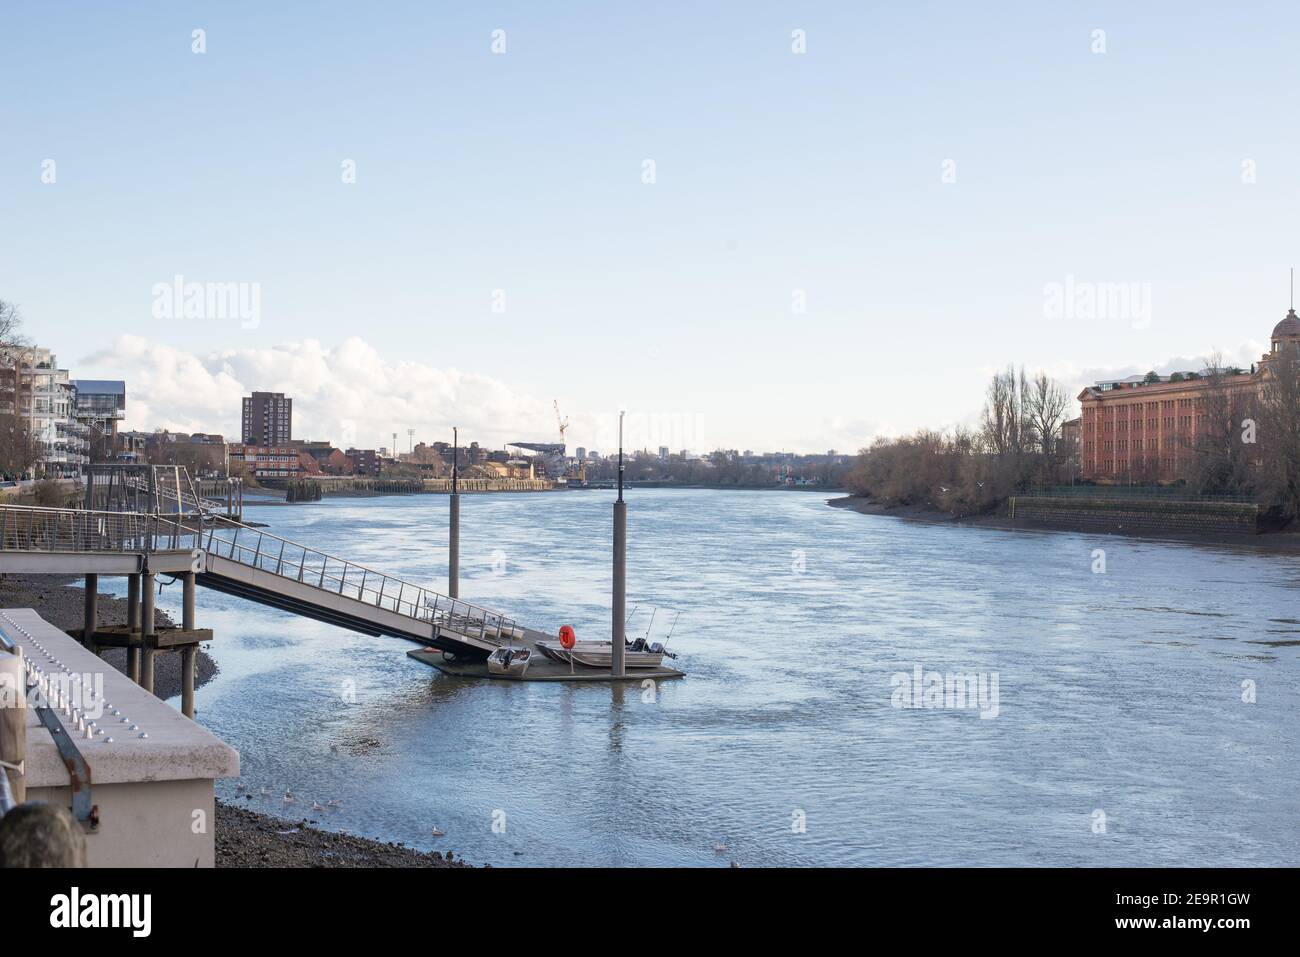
[199,521,519,644]
[0,505,202,553]
[0,503,518,646]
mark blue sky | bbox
[4,1,1300,453]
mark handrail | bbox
[200,517,518,641]
[0,504,519,645]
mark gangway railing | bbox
[0,505,202,554]
[200,520,520,644]
[0,503,519,648]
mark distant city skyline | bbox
[6,3,1300,452]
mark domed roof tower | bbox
[1272,307,1300,349]
[1271,269,1300,353]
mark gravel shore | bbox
[215,802,473,868]
[0,573,218,701]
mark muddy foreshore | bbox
[215,802,473,868]
[828,495,1300,551]
[0,572,218,699]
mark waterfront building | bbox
[1078,304,1300,482]
[72,379,126,462]
[21,348,87,476]
[229,443,317,479]
[241,391,292,446]
[345,448,379,475]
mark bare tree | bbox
[981,365,1030,457]
[0,300,35,478]
[1025,370,1070,458]
[1256,346,1300,520]
[0,300,28,353]
[1191,350,1255,496]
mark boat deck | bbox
[407,646,686,682]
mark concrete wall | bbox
[1008,496,1260,535]
[2,608,239,868]
[27,779,217,868]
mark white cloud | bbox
[1066,339,1267,394]
[78,335,557,451]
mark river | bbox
[116,489,1300,866]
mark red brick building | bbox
[229,444,318,479]
[1079,305,1300,482]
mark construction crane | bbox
[553,400,569,449]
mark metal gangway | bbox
[84,464,235,520]
[0,504,524,657]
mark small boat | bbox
[535,638,672,669]
[486,646,532,677]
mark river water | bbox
[123,489,1300,866]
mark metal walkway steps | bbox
[0,504,522,659]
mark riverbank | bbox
[0,573,218,700]
[215,802,473,868]
[828,495,1300,551]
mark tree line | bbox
[845,351,1300,523]
[844,368,1072,518]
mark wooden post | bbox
[0,646,25,806]
[126,573,140,681]
[181,645,197,719]
[83,573,98,648]
[141,572,156,694]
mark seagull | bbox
[235,783,246,792]
[712,842,727,854]
[311,801,326,812]
[327,799,342,808]
[282,790,294,804]
[431,827,446,837]
[259,787,270,797]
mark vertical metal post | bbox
[181,645,197,719]
[612,411,627,678]
[83,573,98,647]
[141,572,156,693]
[126,572,141,680]
[183,571,196,631]
[449,427,460,599]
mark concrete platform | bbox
[407,646,685,682]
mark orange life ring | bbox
[559,624,576,650]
